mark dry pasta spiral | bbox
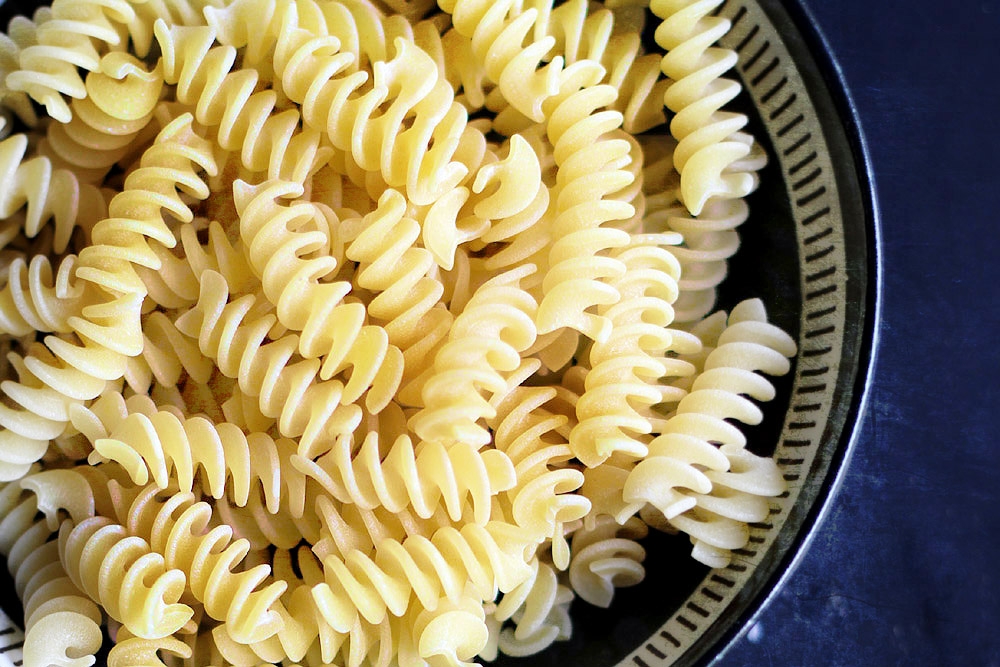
[39,52,163,184]
[439,0,565,123]
[4,0,136,123]
[342,189,456,404]
[0,254,85,337]
[115,485,288,644]
[107,633,193,667]
[234,178,404,413]
[0,479,103,667]
[58,515,194,640]
[0,115,216,455]
[471,134,551,275]
[646,189,752,322]
[138,218,256,313]
[486,0,669,136]
[0,342,100,481]
[409,264,538,445]
[204,491,319,553]
[535,83,634,343]
[487,375,590,566]
[312,520,534,631]
[624,299,795,566]
[650,0,763,215]
[206,0,419,75]
[568,236,693,468]
[174,270,363,457]
[294,431,516,525]
[0,11,47,129]
[260,11,482,205]
[567,514,646,607]
[492,556,573,657]
[70,392,309,515]
[74,113,217,356]
[153,20,330,183]
[0,131,107,254]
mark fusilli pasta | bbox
[0,0,798,663]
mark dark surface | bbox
[719,1,1000,665]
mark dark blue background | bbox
[719,1,1000,665]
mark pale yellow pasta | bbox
[293,431,515,524]
[0,0,799,662]
[234,178,404,412]
[493,556,574,657]
[174,270,363,457]
[0,479,103,667]
[39,52,164,184]
[342,188,457,404]
[650,0,766,215]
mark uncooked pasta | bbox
[0,0,798,664]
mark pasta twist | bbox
[128,0,224,58]
[0,480,103,667]
[312,520,534,632]
[0,254,85,337]
[58,515,194,640]
[212,491,323,551]
[136,311,213,394]
[226,545,327,664]
[650,0,763,215]
[0,342,99,481]
[401,595,490,667]
[313,497,456,562]
[535,83,634,343]
[138,218,256,313]
[107,633,192,667]
[206,0,418,75]
[70,392,309,516]
[153,20,330,183]
[174,270,363,458]
[39,52,163,184]
[486,0,668,137]
[234,179,404,413]
[0,131,107,253]
[342,188,454,402]
[116,486,288,644]
[654,193,751,323]
[623,299,795,566]
[0,115,215,454]
[439,0,565,123]
[470,134,552,276]
[567,514,646,607]
[492,556,573,658]
[569,236,691,467]
[5,0,136,123]
[409,264,538,446]
[73,112,217,356]
[257,12,481,206]
[292,430,516,525]
[0,12,46,129]
[487,373,590,567]
[671,444,787,568]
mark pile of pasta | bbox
[0,0,799,665]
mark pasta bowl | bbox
[0,0,877,665]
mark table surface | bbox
[718,1,1000,665]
